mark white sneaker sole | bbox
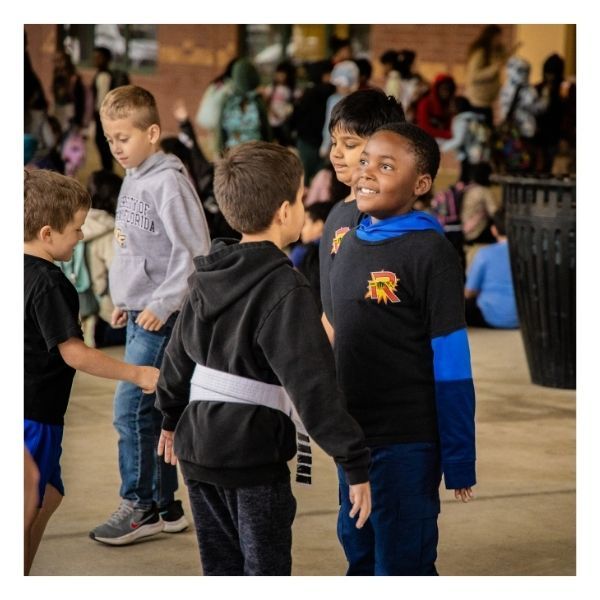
[91,519,165,546]
[162,515,189,533]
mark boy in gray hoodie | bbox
[90,85,210,546]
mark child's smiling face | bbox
[355,130,431,220]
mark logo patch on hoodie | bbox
[365,270,401,304]
[114,227,126,247]
[116,196,156,234]
[330,227,350,255]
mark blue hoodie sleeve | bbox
[431,328,477,489]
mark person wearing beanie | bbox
[217,58,271,153]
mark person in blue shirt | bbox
[465,208,519,329]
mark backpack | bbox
[430,182,469,233]
[220,91,265,148]
[196,80,231,130]
[463,117,492,165]
[56,241,99,319]
[430,182,470,271]
[492,84,532,173]
[61,127,86,177]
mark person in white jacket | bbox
[82,170,122,346]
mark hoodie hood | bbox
[231,58,260,94]
[188,239,291,321]
[430,73,456,109]
[126,151,186,180]
[356,210,444,242]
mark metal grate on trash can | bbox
[492,175,576,389]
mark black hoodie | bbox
[156,239,370,488]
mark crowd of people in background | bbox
[24,24,577,341]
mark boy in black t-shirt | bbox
[23,169,158,575]
[326,123,477,575]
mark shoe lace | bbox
[106,500,135,525]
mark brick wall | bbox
[370,24,516,90]
[25,24,238,137]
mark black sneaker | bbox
[89,500,164,546]
[159,499,189,533]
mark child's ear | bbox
[39,225,52,243]
[276,200,291,225]
[148,124,161,144]
[414,174,432,197]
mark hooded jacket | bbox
[155,239,370,488]
[327,211,476,489]
[415,74,456,139]
[108,151,210,322]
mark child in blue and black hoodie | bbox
[326,122,476,576]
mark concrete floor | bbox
[30,327,575,576]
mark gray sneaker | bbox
[89,500,164,546]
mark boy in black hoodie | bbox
[155,141,371,576]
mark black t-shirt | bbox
[319,199,364,320]
[327,230,466,446]
[24,254,83,425]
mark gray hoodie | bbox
[109,151,210,322]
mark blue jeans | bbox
[337,442,442,576]
[113,311,179,509]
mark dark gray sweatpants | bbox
[186,478,297,576]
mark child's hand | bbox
[111,307,128,328]
[348,482,372,528]
[173,99,188,123]
[136,365,160,394]
[136,308,164,331]
[454,487,474,503]
[158,429,178,465]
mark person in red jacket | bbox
[416,74,457,140]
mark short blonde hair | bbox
[100,84,161,129]
[24,169,91,241]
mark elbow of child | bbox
[58,338,87,370]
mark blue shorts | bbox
[24,419,65,507]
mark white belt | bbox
[189,363,313,484]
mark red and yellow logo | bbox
[330,227,350,255]
[365,270,401,304]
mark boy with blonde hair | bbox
[155,141,371,575]
[24,169,159,574]
[90,85,210,545]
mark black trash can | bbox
[493,175,576,389]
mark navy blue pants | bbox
[186,478,297,576]
[337,442,442,576]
